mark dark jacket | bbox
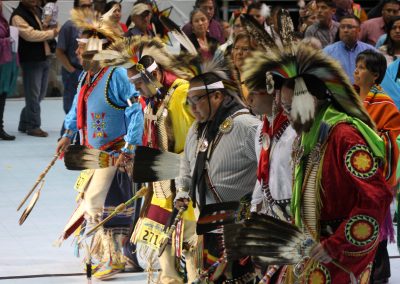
[10,3,46,62]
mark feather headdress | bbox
[158,16,242,99]
[240,14,275,51]
[159,15,198,55]
[150,1,174,46]
[93,35,195,80]
[240,8,295,53]
[242,42,375,128]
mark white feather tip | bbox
[291,77,315,124]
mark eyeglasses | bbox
[339,24,358,30]
[80,3,93,8]
[383,8,399,14]
[186,91,215,106]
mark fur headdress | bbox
[242,42,375,128]
[71,8,121,56]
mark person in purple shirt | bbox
[182,0,225,44]
[324,15,376,83]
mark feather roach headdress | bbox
[150,1,173,46]
[93,35,195,80]
[71,8,121,56]
[242,42,375,128]
[240,8,295,97]
[158,16,242,100]
[240,8,295,52]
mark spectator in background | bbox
[324,15,375,83]
[232,12,244,36]
[215,13,244,58]
[10,0,58,137]
[298,0,318,34]
[379,16,400,65]
[182,0,225,44]
[381,57,400,108]
[41,0,58,29]
[301,36,323,49]
[247,2,270,27]
[103,1,127,35]
[41,0,58,54]
[353,50,400,284]
[186,8,219,60]
[221,20,231,42]
[333,0,367,23]
[304,0,339,48]
[125,3,153,37]
[56,0,91,138]
[231,32,257,99]
[360,0,399,46]
[368,0,390,19]
[0,0,18,140]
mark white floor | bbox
[0,98,399,283]
[0,98,147,283]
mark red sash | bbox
[257,111,288,183]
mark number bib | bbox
[74,169,95,192]
[132,217,167,250]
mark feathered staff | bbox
[158,206,187,257]
[17,153,61,225]
[78,186,149,243]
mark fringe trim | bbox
[379,208,395,243]
[90,228,105,260]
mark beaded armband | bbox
[62,129,75,140]
[121,142,136,154]
[177,187,189,193]
[127,96,139,107]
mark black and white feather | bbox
[223,214,314,264]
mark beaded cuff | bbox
[121,142,136,154]
[62,129,75,140]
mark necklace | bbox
[197,125,209,153]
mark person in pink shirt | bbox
[360,0,399,46]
